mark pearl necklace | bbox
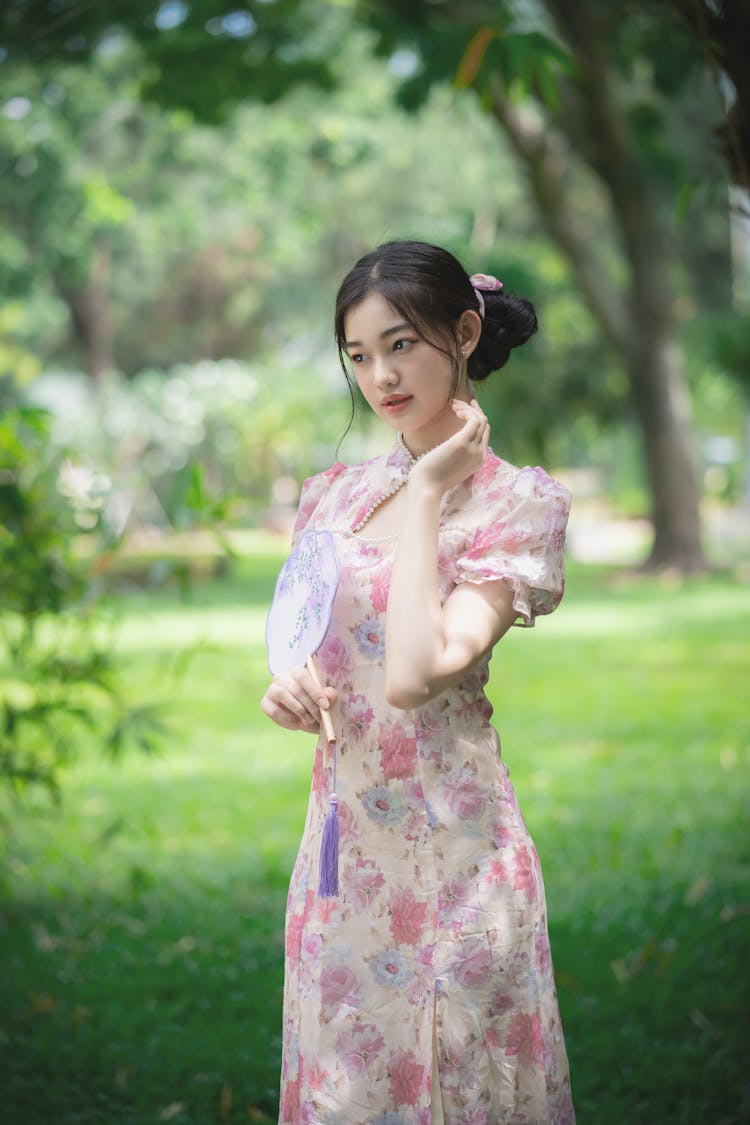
[351,433,441,534]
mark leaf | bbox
[536,58,561,112]
[456,27,496,89]
[185,462,206,512]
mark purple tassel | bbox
[319,793,340,897]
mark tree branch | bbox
[489,82,630,353]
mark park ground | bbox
[1,537,748,1125]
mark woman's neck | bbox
[399,397,470,458]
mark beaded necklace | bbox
[351,432,441,535]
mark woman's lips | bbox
[383,395,413,415]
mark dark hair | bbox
[334,240,538,397]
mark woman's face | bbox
[343,292,466,448]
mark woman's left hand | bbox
[410,398,490,496]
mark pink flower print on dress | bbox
[370,567,390,613]
[489,988,516,1017]
[380,722,418,780]
[418,706,450,739]
[472,451,502,488]
[454,1105,489,1125]
[535,929,553,975]
[301,932,322,960]
[319,963,363,1016]
[388,1048,426,1107]
[439,874,481,931]
[292,462,345,541]
[548,521,567,553]
[280,1073,302,1122]
[285,911,304,963]
[308,1064,327,1093]
[310,746,326,799]
[504,1012,545,1067]
[405,777,425,802]
[389,887,428,945]
[438,1038,473,1088]
[443,769,487,820]
[487,858,508,885]
[450,687,493,728]
[416,942,436,971]
[335,798,359,844]
[335,1020,386,1079]
[450,935,493,989]
[343,693,374,745]
[496,522,536,554]
[351,498,373,530]
[465,522,507,558]
[492,822,516,849]
[313,893,341,925]
[344,857,386,912]
[317,632,351,681]
[437,543,454,576]
[513,845,537,901]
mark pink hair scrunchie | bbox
[470,273,503,319]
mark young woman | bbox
[261,240,575,1124]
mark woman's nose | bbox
[373,355,398,387]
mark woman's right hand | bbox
[260,666,337,734]
[410,398,490,497]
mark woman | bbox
[261,240,575,1124]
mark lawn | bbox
[1,546,748,1124]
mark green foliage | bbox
[705,308,750,391]
[0,557,747,1121]
[0,0,740,519]
[0,387,167,800]
[28,359,354,535]
[0,0,342,121]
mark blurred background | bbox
[0,1,748,1122]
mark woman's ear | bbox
[458,309,483,356]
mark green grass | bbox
[1,551,749,1124]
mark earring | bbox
[461,349,466,357]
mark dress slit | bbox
[431,985,445,1125]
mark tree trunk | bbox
[55,239,113,379]
[625,329,706,571]
[489,17,708,571]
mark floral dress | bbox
[278,439,575,1125]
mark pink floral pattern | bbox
[279,440,575,1123]
[380,721,419,780]
[389,887,428,946]
[389,1049,426,1106]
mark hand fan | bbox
[266,529,341,896]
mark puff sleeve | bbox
[291,462,348,546]
[454,465,571,627]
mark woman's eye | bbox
[349,353,365,364]
[393,338,412,352]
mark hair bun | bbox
[469,292,537,381]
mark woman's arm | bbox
[384,401,519,709]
